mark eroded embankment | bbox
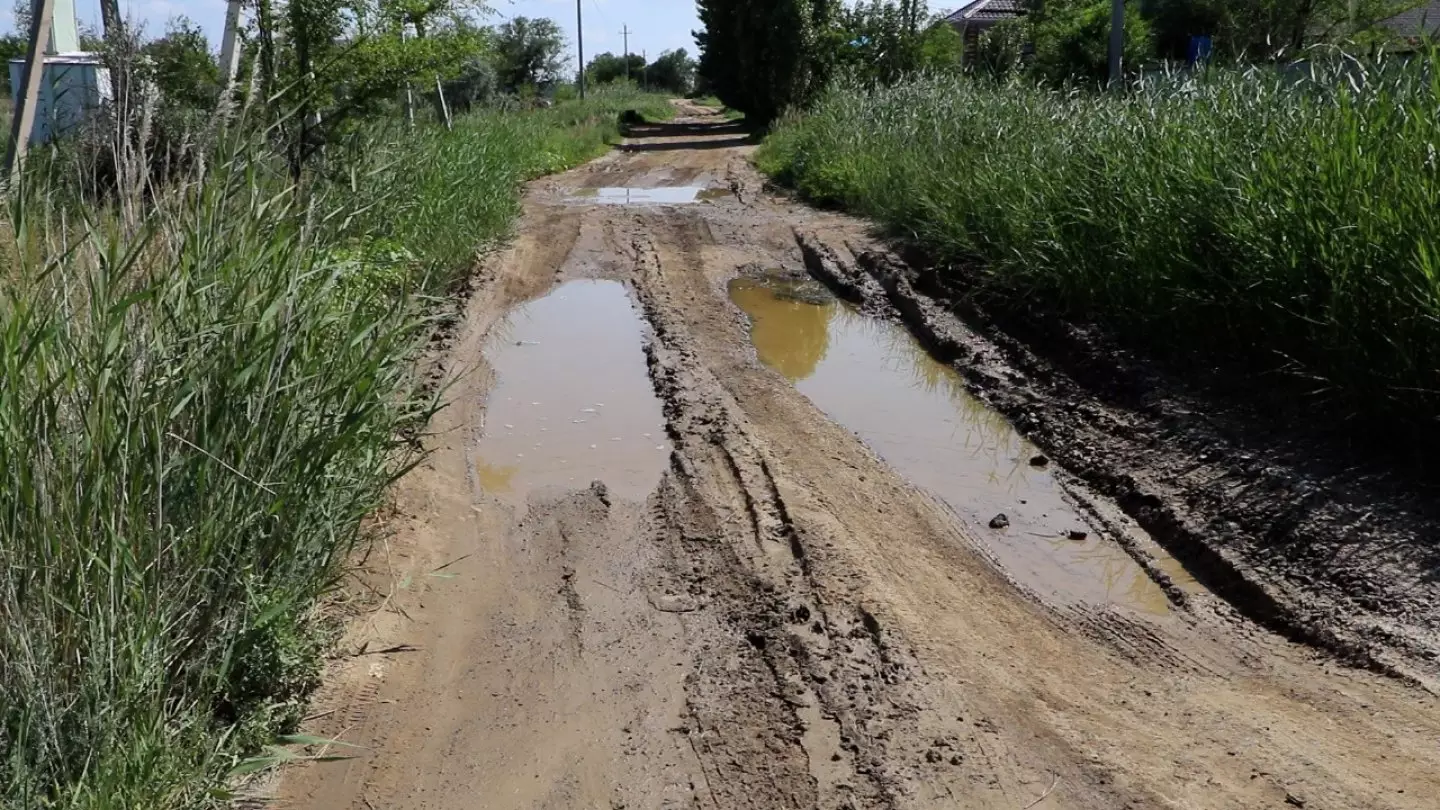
[796,231,1440,690]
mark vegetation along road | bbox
[7,1,1440,807]
[263,102,1440,810]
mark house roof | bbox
[943,0,1026,24]
[1382,0,1440,38]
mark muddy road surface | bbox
[272,106,1440,810]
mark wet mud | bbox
[270,104,1440,810]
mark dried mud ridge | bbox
[796,233,1440,689]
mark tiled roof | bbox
[943,0,1027,24]
[1383,1,1440,37]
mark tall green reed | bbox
[758,54,1440,444]
[0,87,674,808]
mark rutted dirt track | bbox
[273,104,1440,810]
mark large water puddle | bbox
[564,186,731,206]
[476,280,671,503]
[730,276,1196,615]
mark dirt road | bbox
[272,104,1440,810]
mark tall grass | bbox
[758,57,1440,445]
[0,87,671,809]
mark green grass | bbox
[0,86,671,810]
[690,95,745,120]
[758,58,1440,447]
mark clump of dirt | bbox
[796,230,1440,689]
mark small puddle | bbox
[730,276,1194,615]
[565,186,729,205]
[476,280,671,503]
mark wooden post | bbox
[5,0,57,180]
[435,75,452,131]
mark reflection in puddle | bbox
[730,276,1186,615]
[477,280,671,503]
[566,186,726,205]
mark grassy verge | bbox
[0,86,669,810]
[690,95,746,120]
[757,59,1440,450]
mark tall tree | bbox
[586,51,647,85]
[492,16,566,92]
[832,1,944,85]
[695,0,835,123]
[645,48,697,95]
[142,16,222,109]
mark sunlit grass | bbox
[0,86,673,809]
[758,56,1440,444]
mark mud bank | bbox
[796,232,1440,689]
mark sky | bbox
[0,1,703,71]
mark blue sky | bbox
[2,1,702,71]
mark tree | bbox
[1141,0,1420,60]
[644,49,697,94]
[695,0,836,123]
[918,20,965,71]
[142,16,222,110]
[829,1,961,84]
[1029,0,1152,83]
[832,0,928,84]
[11,0,29,35]
[381,0,489,36]
[492,16,566,93]
[586,51,646,85]
[0,33,25,96]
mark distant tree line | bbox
[695,0,1428,121]
[584,48,697,95]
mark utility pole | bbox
[220,0,244,89]
[5,0,57,180]
[621,25,631,82]
[1108,0,1124,86]
[577,0,586,100]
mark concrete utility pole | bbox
[49,0,77,51]
[5,0,57,179]
[1108,0,1124,86]
[621,25,631,81]
[577,0,586,99]
[220,0,245,89]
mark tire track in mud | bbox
[621,213,1054,809]
[792,230,1440,691]
[273,108,1440,810]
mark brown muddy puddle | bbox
[565,186,730,205]
[475,280,671,503]
[730,276,1199,616]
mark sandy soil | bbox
[265,106,1440,810]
